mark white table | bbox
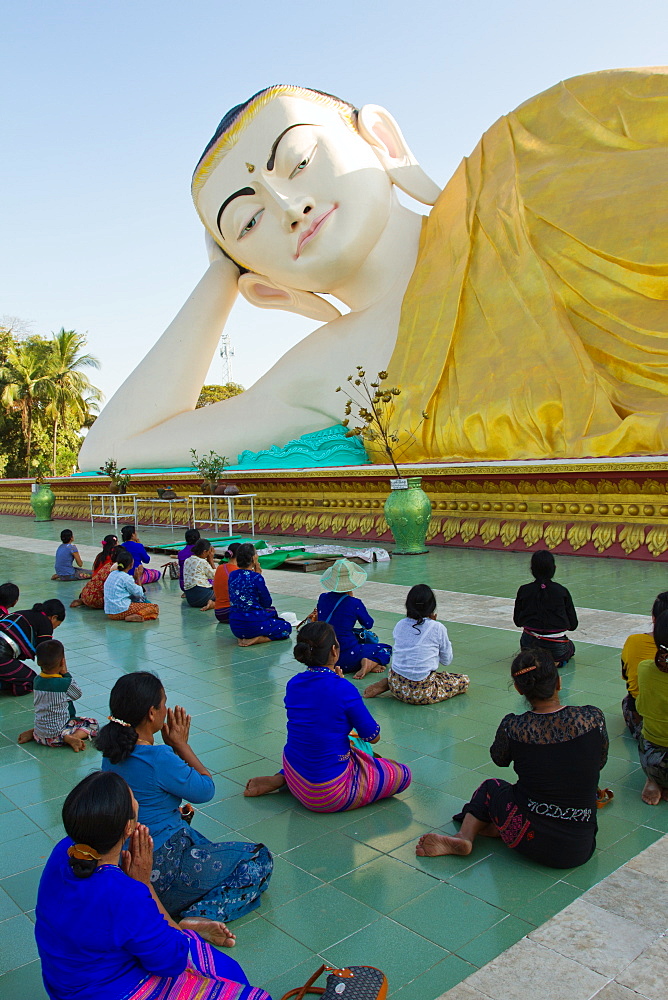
[190,494,256,537]
[89,493,138,530]
[135,497,189,532]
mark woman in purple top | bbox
[177,528,201,591]
[317,559,391,679]
[228,543,291,646]
[120,525,161,585]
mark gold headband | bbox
[513,665,537,676]
[68,843,102,861]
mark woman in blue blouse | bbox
[228,543,291,646]
[97,672,272,939]
[245,622,411,811]
[317,559,392,679]
[35,771,270,1000]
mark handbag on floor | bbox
[279,964,387,1000]
[161,561,179,580]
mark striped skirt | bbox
[137,567,161,585]
[107,602,159,621]
[126,930,270,1000]
[283,747,411,813]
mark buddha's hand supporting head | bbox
[192,85,440,319]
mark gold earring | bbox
[245,162,255,173]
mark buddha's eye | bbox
[238,209,264,240]
[289,144,316,180]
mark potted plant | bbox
[97,459,132,495]
[190,449,229,494]
[30,462,56,522]
[337,368,431,554]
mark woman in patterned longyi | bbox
[416,648,608,869]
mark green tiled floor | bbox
[0,513,666,998]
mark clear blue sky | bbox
[2,0,667,404]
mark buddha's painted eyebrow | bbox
[216,188,255,237]
[266,123,315,171]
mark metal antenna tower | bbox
[220,333,234,383]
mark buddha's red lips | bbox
[294,206,337,259]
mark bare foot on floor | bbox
[353,659,384,680]
[63,733,87,752]
[125,614,144,622]
[17,729,34,744]
[179,917,236,947]
[364,678,390,698]
[51,574,59,580]
[69,598,84,607]
[416,833,473,857]
[641,777,662,805]
[238,636,271,646]
[244,774,286,797]
[201,600,215,612]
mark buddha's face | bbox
[195,95,394,292]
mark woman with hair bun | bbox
[513,550,578,667]
[70,536,120,610]
[34,771,270,1000]
[416,648,608,869]
[103,548,159,622]
[365,584,469,704]
[245,622,411,811]
[97,672,272,940]
[0,598,65,696]
[636,610,668,805]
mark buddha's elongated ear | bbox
[357,104,441,206]
[238,273,342,321]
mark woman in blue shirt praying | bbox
[34,771,270,1000]
[245,622,411,811]
[227,543,291,645]
[97,672,272,939]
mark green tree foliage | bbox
[196,383,244,408]
[0,325,102,478]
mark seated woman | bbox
[183,538,216,610]
[97,672,272,933]
[621,591,668,742]
[120,525,161,585]
[103,548,159,622]
[70,535,119,610]
[34,771,271,1000]
[213,542,240,624]
[228,543,291,646]
[636,610,668,805]
[416,649,608,869]
[365,584,469,703]
[0,599,65,696]
[245,622,411,812]
[178,527,201,591]
[513,550,577,667]
[317,559,391,680]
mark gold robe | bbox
[385,68,668,462]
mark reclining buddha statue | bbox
[79,69,668,470]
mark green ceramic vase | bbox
[30,483,56,522]
[383,476,432,555]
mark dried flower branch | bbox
[336,367,428,476]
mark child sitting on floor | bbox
[52,529,91,582]
[18,639,98,751]
[0,582,19,615]
[365,584,469,703]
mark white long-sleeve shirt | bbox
[391,617,453,681]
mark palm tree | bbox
[45,329,102,475]
[0,340,53,472]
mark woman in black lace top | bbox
[416,648,608,868]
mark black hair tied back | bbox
[405,584,436,630]
[62,772,135,879]
[294,621,336,668]
[95,672,164,764]
[511,648,559,702]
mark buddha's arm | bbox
[79,258,238,468]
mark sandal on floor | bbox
[596,787,614,808]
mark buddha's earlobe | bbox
[238,273,342,322]
[357,104,441,206]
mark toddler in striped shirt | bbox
[18,640,98,752]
